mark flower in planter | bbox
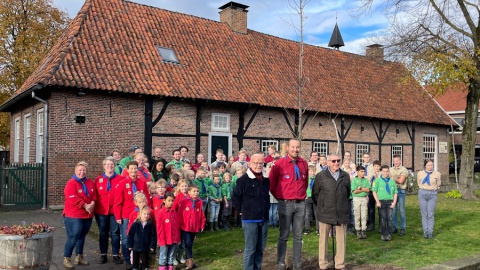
[0,222,55,239]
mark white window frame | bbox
[356,144,370,166]
[312,141,329,156]
[391,145,403,166]
[261,140,279,156]
[36,109,44,163]
[423,134,438,171]
[23,114,31,163]
[14,117,20,163]
[211,113,230,132]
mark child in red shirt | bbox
[156,192,180,270]
[172,179,189,265]
[178,184,205,269]
[127,192,148,233]
[153,180,168,217]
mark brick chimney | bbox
[219,2,249,34]
[366,44,384,63]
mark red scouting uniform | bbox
[94,173,124,215]
[113,176,150,220]
[172,193,188,212]
[63,177,97,219]
[156,207,181,246]
[178,197,205,233]
[269,155,309,200]
[122,166,152,183]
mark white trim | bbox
[211,113,230,132]
[14,117,21,163]
[261,140,278,156]
[36,109,44,163]
[23,114,31,163]
[446,110,480,114]
[423,134,438,171]
[208,132,232,164]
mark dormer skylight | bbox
[156,46,179,63]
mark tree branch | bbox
[429,0,473,38]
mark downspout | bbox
[32,91,48,209]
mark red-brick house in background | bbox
[0,0,455,207]
[434,83,480,158]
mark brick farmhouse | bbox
[0,0,455,206]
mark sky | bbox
[52,0,389,55]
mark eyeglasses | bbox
[252,162,264,166]
[330,159,341,163]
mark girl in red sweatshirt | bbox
[156,192,180,270]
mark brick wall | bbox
[8,91,450,205]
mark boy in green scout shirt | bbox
[220,172,234,230]
[193,167,212,215]
[304,165,318,235]
[372,165,398,241]
[208,175,223,231]
[351,165,370,239]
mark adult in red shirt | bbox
[114,160,150,269]
[122,153,152,182]
[94,156,124,265]
[63,161,96,269]
[269,138,308,270]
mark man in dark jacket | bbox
[312,153,351,270]
[232,153,270,270]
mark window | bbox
[356,144,369,166]
[36,109,44,163]
[261,140,278,156]
[156,46,179,63]
[23,114,31,163]
[391,146,403,166]
[423,135,438,170]
[14,118,20,163]
[312,141,328,156]
[211,113,230,132]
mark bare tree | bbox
[356,0,480,199]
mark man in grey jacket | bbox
[312,153,351,270]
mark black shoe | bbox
[277,262,286,270]
[303,229,310,235]
[392,228,398,234]
[366,225,375,232]
[357,231,362,239]
[113,256,123,264]
[126,261,133,270]
[400,229,405,236]
[362,230,367,239]
[97,255,107,264]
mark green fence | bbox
[0,161,44,211]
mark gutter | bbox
[31,89,48,210]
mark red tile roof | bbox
[432,83,470,112]
[5,0,454,126]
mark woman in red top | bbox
[114,160,150,269]
[63,161,96,269]
[94,156,124,264]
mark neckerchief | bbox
[156,171,163,180]
[321,165,327,171]
[422,170,433,185]
[138,168,149,180]
[73,174,89,197]
[370,175,376,186]
[309,177,315,190]
[199,179,207,195]
[364,164,369,176]
[190,197,200,209]
[116,163,123,174]
[381,177,391,194]
[102,172,117,191]
[213,184,220,197]
[291,159,300,181]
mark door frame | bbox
[208,132,232,164]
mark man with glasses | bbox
[232,154,270,270]
[269,139,308,270]
[312,153,351,270]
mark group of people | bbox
[61,140,442,270]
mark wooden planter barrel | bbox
[0,231,53,270]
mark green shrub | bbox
[444,189,463,199]
[474,189,480,199]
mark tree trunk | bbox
[458,79,480,200]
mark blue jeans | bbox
[209,201,220,222]
[277,200,305,269]
[120,218,131,261]
[269,203,278,226]
[242,221,268,270]
[95,213,120,255]
[379,200,393,236]
[304,198,317,231]
[393,189,406,230]
[181,230,196,259]
[418,189,437,235]
[63,217,92,257]
[159,244,178,266]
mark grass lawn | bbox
[191,195,480,269]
